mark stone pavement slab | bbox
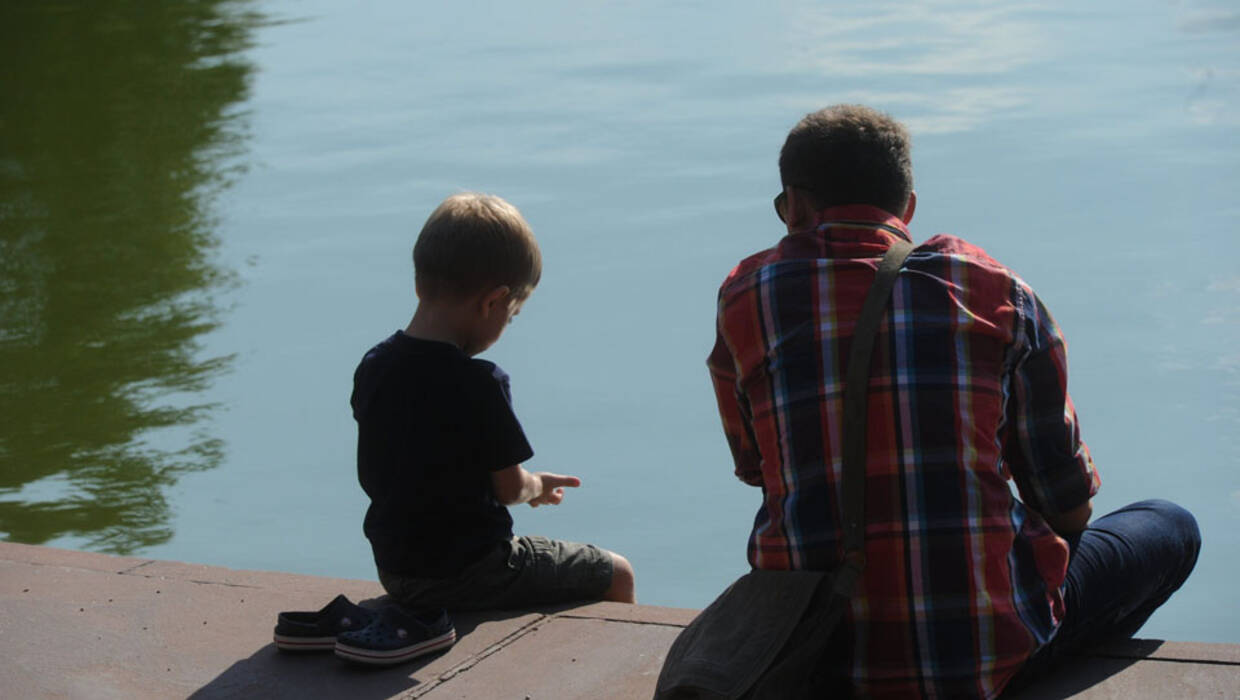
[423,616,680,699]
[2,541,1237,699]
[1008,638,1240,699]
[0,542,693,699]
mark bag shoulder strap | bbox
[834,239,914,594]
[653,239,916,700]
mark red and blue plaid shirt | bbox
[708,206,1100,698]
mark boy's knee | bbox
[603,552,636,604]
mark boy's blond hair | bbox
[413,192,542,301]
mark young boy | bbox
[351,192,636,614]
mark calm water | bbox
[2,0,1237,643]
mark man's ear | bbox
[784,187,817,230]
[901,190,917,224]
[479,285,511,316]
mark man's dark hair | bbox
[779,104,913,216]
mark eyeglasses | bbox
[773,185,821,223]
[773,191,788,223]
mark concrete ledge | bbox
[1,541,1235,698]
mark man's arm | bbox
[708,320,763,486]
[1003,284,1101,529]
[491,465,581,507]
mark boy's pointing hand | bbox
[529,472,582,507]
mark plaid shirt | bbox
[708,206,1100,698]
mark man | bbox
[707,104,1200,697]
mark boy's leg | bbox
[603,551,637,603]
[378,542,521,611]
[495,535,626,608]
[1008,499,1200,690]
[379,536,629,611]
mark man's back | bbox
[708,206,1099,696]
[697,103,1196,699]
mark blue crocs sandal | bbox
[273,594,376,651]
[334,606,456,666]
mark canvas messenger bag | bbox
[655,239,915,699]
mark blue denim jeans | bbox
[1005,499,1201,693]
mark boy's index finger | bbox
[542,473,582,489]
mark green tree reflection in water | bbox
[0,1,261,553]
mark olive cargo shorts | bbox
[379,535,613,611]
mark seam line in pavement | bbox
[116,560,157,575]
[406,614,551,698]
[184,579,262,589]
[1082,653,1240,668]
[113,563,263,589]
[554,613,688,629]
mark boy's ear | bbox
[479,285,511,316]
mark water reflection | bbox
[0,0,260,552]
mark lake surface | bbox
[2,0,1237,643]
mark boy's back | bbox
[351,192,635,612]
[352,331,532,578]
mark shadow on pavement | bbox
[189,598,545,699]
[1006,640,1162,699]
[188,642,428,700]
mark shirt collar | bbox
[794,204,913,244]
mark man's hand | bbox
[1044,500,1093,536]
[528,472,581,507]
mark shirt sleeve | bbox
[472,362,535,472]
[1002,283,1101,514]
[708,302,763,487]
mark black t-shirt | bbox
[351,332,534,577]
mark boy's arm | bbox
[491,465,581,507]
